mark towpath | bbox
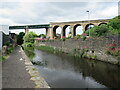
[2,46,35,88]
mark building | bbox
[0,25,9,50]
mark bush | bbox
[4,42,10,46]
[23,32,37,43]
[85,24,108,37]
[85,16,120,37]
[82,36,86,40]
[22,43,33,48]
[61,38,66,41]
[75,34,81,39]
[17,32,25,45]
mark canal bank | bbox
[35,36,120,65]
[20,46,50,88]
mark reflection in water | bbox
[26,48,120,88]
[24,47,35,60]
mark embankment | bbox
[21,47,50,88]
[35,36,120,65]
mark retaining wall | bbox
[35,36,120,65]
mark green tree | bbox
[23,32,37,43]
[17,32,25,45]
[38,34,46,38]
[108,16,120,30]
[85,16,120,37]
[85,24,108,37]
[107,16,120,35]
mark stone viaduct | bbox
[9,19,110,39]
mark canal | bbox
[25,48,120,88]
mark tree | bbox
[17,32,25,45]
[38,34,46,38]
[85,16,120,37]
[23,32,37,43]
[107,16,120,35]
[85,24,108,37]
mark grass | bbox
[0,47,14,61]
[0,55,9,61]
[36,46,55,53]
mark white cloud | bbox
[0,18,15,25]
[2,0,120,2]
[0,1,119,34]
[100,5,118,18]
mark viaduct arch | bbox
[47,19,109,39]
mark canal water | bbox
[26,48,120,88]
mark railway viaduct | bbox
[9,19,110,39]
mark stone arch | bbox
[53,25,62,38]
[98,23,107,26]
[73,24,83,36]
[85,23,95,31]
[63,25,71,37]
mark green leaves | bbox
[17,32,25,45]
[85,16,120,37]
[23,32,37,43]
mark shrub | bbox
[75,34,81,39]
[22,43,33,48]
[82,36,86,40]
[23,32,37,44]
[85,25,108,37]
[17,32,25,45]
[106,42,120,56]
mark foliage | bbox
[61,36,66,41]
[6,47,14,54]
[0,55,8,61]
[108,16,120,30]
[24,46,35,60]
[85,16,120,37]
[75,34,81,39]
[38,34,46,38]
[1,46,14,61]
[36,46,55,53]
[85,24,108,37]
[22,42,33,48]
[23,32,37,44]
[17,32,25,45]
[62,38,66,41]
[82,36,87,40]
[106,43,120,56]
[107,16,120,35]
[4,42,10,46]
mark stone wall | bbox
[35,36,120,65]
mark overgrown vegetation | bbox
[22,32,37,49]
[38,34,46,38]
[106,42,120,57]
[17,32,25,45]
[85,16,120,37]
[1,44,14,61]
[22,32,38,60]
[23,46,35,60]
[23,32,37,44]
[36,46,55,53]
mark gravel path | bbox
[2,46,35,88]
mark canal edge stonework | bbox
[20,47,50,88]
[35,37,120,65]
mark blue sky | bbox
[0,0,119,35]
